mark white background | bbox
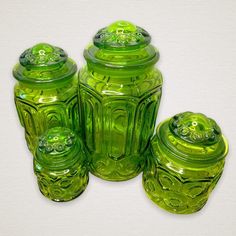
[0,0,236,235]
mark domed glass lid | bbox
[35,127,81,170]
[84,20,159,74]
[153,112,228,166]
[94,20,151,50]
[13,43,77,85]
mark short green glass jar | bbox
[143,112,228,214]
[13,43,79,153]
[79,20,163,181]
[34,127,89,202]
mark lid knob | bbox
[107,20,137,33]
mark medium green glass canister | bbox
[143,112,228,214]
[13,43,79,154]
[79,20,163,181]
[34,127,89,202]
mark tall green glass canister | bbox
[34,127,89,202]
[143,112,228,214]
[13,43,79,154]
[79,21,163,181]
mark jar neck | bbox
[86,63,155,78]
[13,59,77,86]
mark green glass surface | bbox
[13,43,79,154]
[34,127,89,202]
[143,112,228,214]
[79,21,163,181]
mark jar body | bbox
[34,158,88,202]
[143,145,225,214]
[79,66,162,181]
[14,77,80,153]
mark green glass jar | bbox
[79,20,163,181]
[34,127,89,202]
[13,43,79,153]
[143,112,228,214]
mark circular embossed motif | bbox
[163,191,188,212]
[144,179,156,193]
[158,168,181,191]
[183,182,210,199]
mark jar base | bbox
[90,168,142,182]
[142,177,208,214]
[38,178,89,202]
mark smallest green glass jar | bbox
[34,127,89,202]
[143,112,228,214]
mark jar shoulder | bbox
[79,66,163,97]
[34,159,86,176]
[14,77,78,104]
[149,146,225,180]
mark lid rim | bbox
[35,145,82,170]
[84,46,159,72]
[156,132,228,166]
[13,60,77,85]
